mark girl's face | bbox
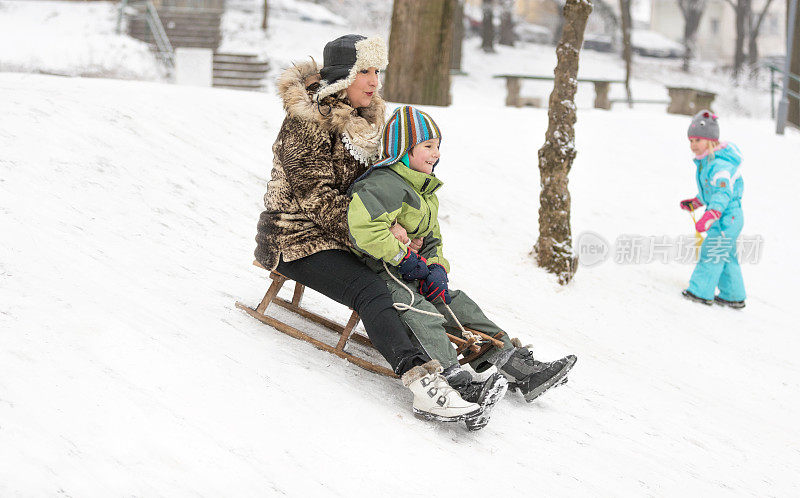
[408,139,441,175]
[689,137,709,156]
[345,67,380,108]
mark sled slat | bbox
[464,328,505,349]
[446,333,481,353]
[291,282,305,306]
[236,302,397,378]
[271,298,373,348]
[257,274,286,314]
[336,311,362,351]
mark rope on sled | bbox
[382,260,483,344]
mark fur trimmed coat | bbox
[254,60,387,270]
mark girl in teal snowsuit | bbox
[680,110,746,308]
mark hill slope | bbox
[2,61,799,498]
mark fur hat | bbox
[373,106,442,168]
[316,34,388,101]
[687,109,720,140]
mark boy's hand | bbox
[397,248,429,281]
[680,197,703,211]
[419,264,451,304]
[389,223,410,245]
[695,209,721,232]
[408,238,423,252]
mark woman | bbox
[253,35,480,424]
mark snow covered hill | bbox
[2,69,799,496]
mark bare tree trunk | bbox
[535,0,593,285]
[261,0,268,31]
[552,0,566,44]
[451,0,465,71]
[384,0,457,106]
[481,0,495,52]
[499,0,515,46]
[593,0,619,45]
[730,0,751,78]
[746,0,776,75]
[678,0,707,71]
[619,0,633,106]
[791,0,800,127]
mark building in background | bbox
[650,0,785,62]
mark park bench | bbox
[496,75,707,113]
[236,261,505,378]
[494,74,627,109]
[666,86,717,115]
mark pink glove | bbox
[695,210,721,232]
[680,197,703,211]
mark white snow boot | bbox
[402,360,482,424]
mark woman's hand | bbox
[408,238,423,252]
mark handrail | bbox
[117,0,175,69]
[766,63,800,119]
[145,1,175,67]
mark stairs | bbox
[127,7,222,50]
[213,53,270,91]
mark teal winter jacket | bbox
[694,142,744,213]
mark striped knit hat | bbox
[373,106,442,168]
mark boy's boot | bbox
[443,365,508,431]
[402,360,482,423]
[496,348,576,403]
[714,296,745,309]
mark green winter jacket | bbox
[348,162,450,272]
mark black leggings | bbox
[276,250,428,375]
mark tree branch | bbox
[752,0,776,34]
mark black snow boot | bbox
[498,348,576,403]
[455,372,508,431]
[682,289,713,305]
[714,296,745,309]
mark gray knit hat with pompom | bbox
[687,110,720,140]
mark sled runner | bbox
[236,261,505,378]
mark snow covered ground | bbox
[2,1,800,497]
[0,0,163,80]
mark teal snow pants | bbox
[687,205,746,301]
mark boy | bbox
[347,106,577,409]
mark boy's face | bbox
[408,139,440,175]
[689,137,709,156]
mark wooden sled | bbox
[236,261,506,379]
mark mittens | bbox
[419,264,451,304]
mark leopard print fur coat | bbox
[254,60,386,270]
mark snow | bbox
[0,1,163,80]
[631,28,685,52]
[2,2,800,496]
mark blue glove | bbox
[397,248,429,281]
[419,263,451,304]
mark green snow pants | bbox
[378,269,513,372]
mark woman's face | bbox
[346,67,380,108]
